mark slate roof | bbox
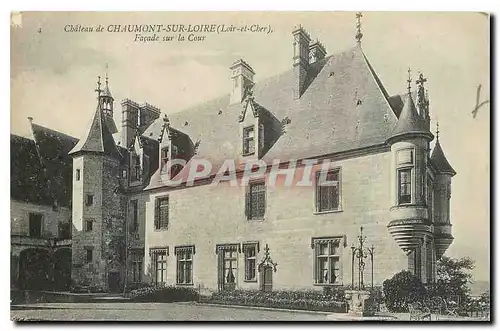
[144,45,401,190]
[11,123,78,207]
[430,138,456,176]
[69,104,122,159]
[388,92,433,142]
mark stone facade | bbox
[16,25,455,293]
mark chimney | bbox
[139,103,161,129]
[121,99,140,149]
[292,25,311,99]
[309,40,327,64]
[230,59,255,104]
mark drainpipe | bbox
[122,198,128,297]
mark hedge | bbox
[203,289,347,313]
[128,285,198,302]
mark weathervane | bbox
[436,121,440,140]
[355,12,363,44]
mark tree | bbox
[383,270,427,312]
[429,256,475,305]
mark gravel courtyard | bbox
[11,302,330,321]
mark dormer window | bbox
[243,125,255,155]
[132,155,141,181]
[160,147,169,174]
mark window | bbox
[243,243,258,282]
[122,169,127,179]
[316,169,341,212]
[313,238,342,285]
[85,220,93,232]
[86,194,94,206]
[154,196,169,230]
[131,250,143,283]
[151,248,168,285]
[85,248,93,263]
[243,126,255,155]
[76,169,81,181]
[176,246,194,285]
[216,244,239,291]
[398,169,412,204]
[246,182,265,220]
[160,147,169,173]
[132,155,141,181]
[396,148,414,205]
[427,176,433,220]
[131,200,139,233]
[28,213,42,238]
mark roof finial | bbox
[407,67,412,93]
[355,12,363,44]
[105,63,109,88]
[436,121,440,140]
[95,76,102,98]
[416,71,427,88]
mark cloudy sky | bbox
[11,12,490,280]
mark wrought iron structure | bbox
[350,226,375,290]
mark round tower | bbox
[386,69,434,256]
[430,126,456,259]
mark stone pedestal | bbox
[345,290,374,317]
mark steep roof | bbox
[11,123,78,207]
[144,45,399,190]
[431,138,456,176]
[388,92,433,142]
[69,104,122,159]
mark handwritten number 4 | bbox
[472,84,489,119]
[38,28,42,33]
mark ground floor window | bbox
[151,248,168,285]
[216,244,240,291]
[243,242,259,282]
[175,245,194,285]
[131,250,143,283]
[312,237,342,285]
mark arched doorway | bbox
[52,248,72,291]
[18,248,51,290]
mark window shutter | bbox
[217,251,224,291]
[245,186,251,219]
[154,198,159,229]
[313,243,317,284]
[315,172,321,212]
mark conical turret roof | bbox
[431,138,456,176]
[101,84,113,98]
[69,104,122,159]
[388,92,433,142]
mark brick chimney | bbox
[121,99,140,149]
[230,59,255,104]
[292,25,311,99]
[309,40,327,64]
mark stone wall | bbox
[144,151,408,291]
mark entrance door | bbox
[260,266,273,292]
[108,272,120,293]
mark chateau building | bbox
[11,24,456,293]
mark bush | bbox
[129,285,198,302]
[125,282,149,292]
[206,289,346,313]
[383,271,427,312]
[70,284,89,293]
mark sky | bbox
[10,12,490,281]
